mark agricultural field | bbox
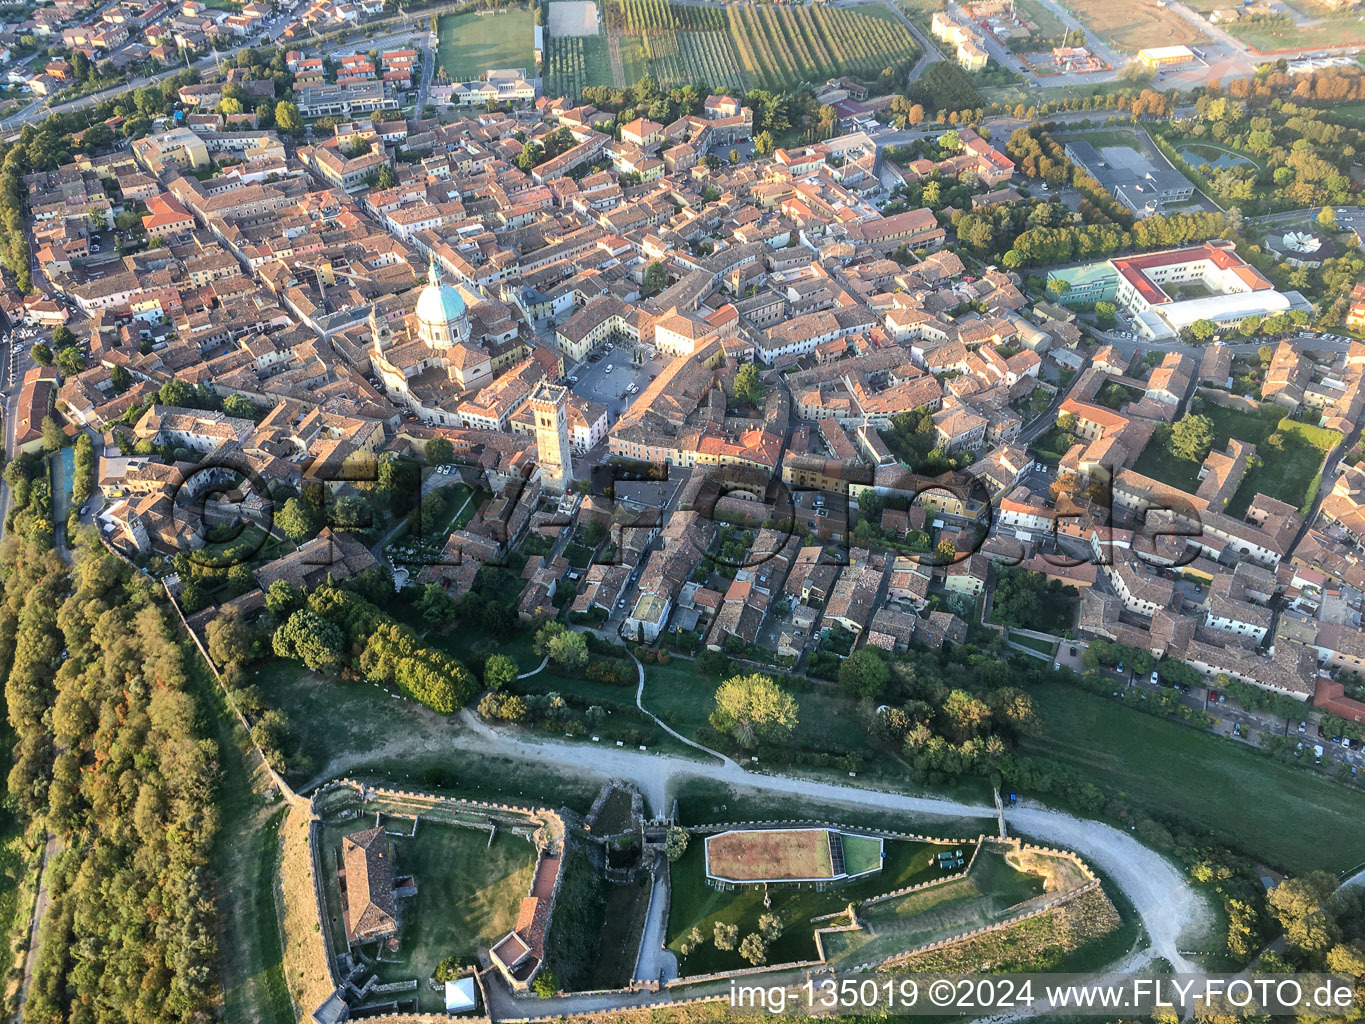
[436,8,534,82]
[544,32,613,98]
[555,0,921,97]
[1054,0,1208,52]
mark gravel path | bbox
[304,713,1211,985]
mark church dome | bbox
[415,256,466,329]
[414,256,468,350]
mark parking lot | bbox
[568,341,669,424]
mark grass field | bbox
[197,658,294,1024]
[1224,11,1365,52]
[706,828,835,882]
[1132,405,1340,516]
[436,9,534,82]
[255,658,601,809]
[319,819,536,1011]
[1055,0,1208,51]
[1022,678,1365,873]
[818,850,1046,966]
[667,836,946,975]
[842,835,884,877]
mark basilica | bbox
[370,257,526,424]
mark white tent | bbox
[444,977,478,1013]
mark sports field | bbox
[436,9,534,82]
[706,828,835,882]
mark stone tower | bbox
[529,380,573,494]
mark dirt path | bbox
[630,651,738,768]
[14,833,61,1021]
[298,714,1210,984]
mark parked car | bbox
[1150,670,1159,684]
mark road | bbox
[309,709,1210,1009]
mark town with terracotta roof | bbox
[2,0,1365,1020]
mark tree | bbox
[1095,300,1116,326]
[227,562,254,596]
[56,346,85,376]
[839,647,889,700]
[272,608,345,672]
[679,926,704,955]
[1188,319,1217,342]
[264,578,303,617]
[753,130,776,157]
[51,324,75,348]
[376,164,396,190]
[934,539,957,564]
[426,437,454,466]
[662,825,689,861]
[417,581,457,625]
[1268,872,1340,962]
[732,363,765,406]
[276,496,317,543]
[713,921,739,950]
[1318,205,1339,231]
[644,260,668,294]
[42,415,65,453]
[710,673,798,747]
[1168,413,1214,463]
[484,653,518,690]
[274,100,302,134]
[531,969,559,998]
[110,363,131,393]
[31,341,53,365]
[739,933,767,965]
[547,629,588,671]
[222,394,256,420]
[757,913,782,942]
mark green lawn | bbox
[841,834,884,876]
[1007,630,1059,657]
[818,850,1046,966]
[196,659,294,1024]
[254,659,596,810]
[1022,679,1365,873]
[1133,405,1341,516]
[436,9,534,81]
[319,820,536,1011]
[1226,12,1365,52]
[666,837,945,975]
[643,661,900,774]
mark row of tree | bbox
[2,534,220,1024]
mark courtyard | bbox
[316,810,539,1013]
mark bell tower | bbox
[529,381,573,494]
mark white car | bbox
[605,364,613,373]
